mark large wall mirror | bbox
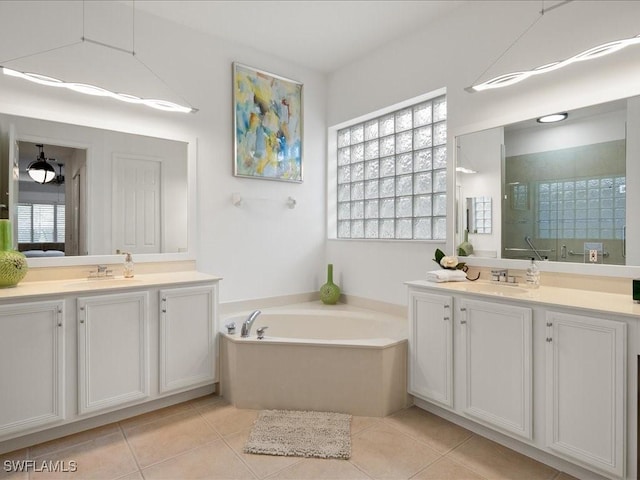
[456,95,640,267]
[0,113,195,266]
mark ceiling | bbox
[131,1,466,73]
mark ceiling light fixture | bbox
[469,34,640,92]
[537,112,568,123]
[455,166,478,174]
[28,144,56,184]
[0,2,197,114]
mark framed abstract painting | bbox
[233,63,303,182]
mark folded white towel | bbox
[426,269,468,283]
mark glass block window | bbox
[472,196,492,234]
[536,176,625,240]
[17,203,65,243]
[336,95,447,239]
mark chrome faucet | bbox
[241,310,261,338]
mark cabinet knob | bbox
[546,322,553,327]
[546,337,552,342]
[58,322,62,327]
[444,304,450,309]
[443,316,450,321]
[460,320,467,325]
[162,309,167,313]
[460,307,467,312]
[80,319,85,324]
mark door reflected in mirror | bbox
[456,96,639,266]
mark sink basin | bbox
[457,282,529,296]
[65,278,143,288]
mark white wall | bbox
[0,2,327,303]
[327,0,640,305]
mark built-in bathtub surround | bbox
[220,302,409,416]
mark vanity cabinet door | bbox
[408,290,453,407]
[77,292,149,414]
[459,298,532,440]
[0,300,65,438]
[545,311,626,478]
[159,284,217,394]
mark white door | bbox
[408,290,453,407]
[112,154,161,254]
[159,284,217,394]
[0,301,65,438]
[77,292,149,414]
[460,298,533,440]
[545,311,626,478]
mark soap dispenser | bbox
[123,252,134,278]
[526,258,539,288]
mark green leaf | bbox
[434,249,445,264]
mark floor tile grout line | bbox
[118,403,198,433]
[431,451,492,480]
[117,422,144,478]
[377,416,459,457]
[26,424,122,461]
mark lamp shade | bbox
[28,145,56,184]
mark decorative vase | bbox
[0,219,28,288]
[319,263,340,305]
[457,229,474,257]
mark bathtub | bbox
[219,302,409,416]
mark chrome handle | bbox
[225,322,236,334]
[256,326,269,339]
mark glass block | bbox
[337,220,350,238]
[601,208,613,219]
[433,122,447,146]
[575,199,587,210]
[379,114,394,136]
[413,102,432,127]
[433,169,447,193]
[414,149,432,172]
[337,129,350,148]
[365,160,379,179]
[396,175,413,196]
[379,135,395,157]
[365,199,379,218]
[433,217,446,240]
[338,165,351,184]
[395,108,413,132]
[396,131,413,153]
[380,219,395,238]
[588,179,600,189]
[365,219,379,238]
[414,195,432,216]
[364,120,379,141]
[351,162,364,182]
[380,157,395,177]
[563,181,574,191]
[380,198,395,218]
[337,184,351,202]
[575,229,586,238]
[563,209,574,220]
[397,219,412,239]
[380,177,395,198]
[351,220,364,238]
[338,202,350,220]
[365,139,379,160]
[352,201,364,219]
[413,218,431,239]
[563,190,574,201]
[365,180,379,199]
[575,220,587,229]
[539,210,549,221]
[575,180,587,189]
[614,197,625,208]
[433,146,447,168]
[562,229,574,239]
[396,196,412,217]
[539,184,550,193]
[350,125,364,144]
[351,181,364,200]
[433,97,447,122]
[351,143,364,163]
[396,154,413,175]
[575,189,587,200]
[338,147,351,166]
[433,193,447,216]
[588,199,599,210]
[615,207,625,219]
[413,126,432,149]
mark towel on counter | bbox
[426,269,468,283]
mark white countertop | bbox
[406,280,640,319]
[0,271,221,301]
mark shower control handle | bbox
[256,326,269,339]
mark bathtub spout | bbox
[241,310,261,338]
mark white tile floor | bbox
[0,395,579,480]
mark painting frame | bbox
[233,62,304,183]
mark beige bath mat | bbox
[244,409,351,459]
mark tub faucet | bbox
[241,310,261,338]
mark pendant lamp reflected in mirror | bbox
[27,144,56,184]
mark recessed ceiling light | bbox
[537,112,568,123]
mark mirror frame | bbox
[1,103,197,268]
[452,95,640,279]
